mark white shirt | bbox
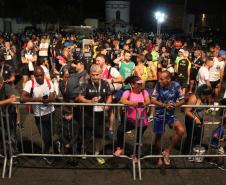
[106,66,121,79]
[209,57,225,82]
[41,65,50,79]
[24,79,55,117]
[197,66,209,86]
[39,42,49,57]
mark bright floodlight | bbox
[155,11,165,23]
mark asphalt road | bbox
[0,168,226,185]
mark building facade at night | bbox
[105,0,130,32]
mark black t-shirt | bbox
[81,79,112,102]
[0,83,16,113]
[177,59,190,78]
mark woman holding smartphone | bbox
[114,76,150,157]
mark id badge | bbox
[25,54,33,60]
[5,55,12,60]
[28,61,34,71]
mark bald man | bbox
[21,66,55,164]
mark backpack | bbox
[26,79,51,112]
[107,66,123,92]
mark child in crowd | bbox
[57,106,78,165]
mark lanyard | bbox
[26,50,31,55]
[194,56,200,64]
[91,80,101,97]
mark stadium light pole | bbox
[154,11,165,35]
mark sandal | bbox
[113,147,124,157]
[162,151,170,165]
[157,158,163,167]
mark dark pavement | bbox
[0,168,226,185]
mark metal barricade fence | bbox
[3,103,226,180]
[138,104,226,180]
[6,102,142,180]
[0,108,7,178]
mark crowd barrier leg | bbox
[7,124,13,178]
[2,157,7,178]
[5,107,15,179]
[9,157,13,178]
[135,107,147,181]
[0,109,7,178]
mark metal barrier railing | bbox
[2,103,226,180]
[138,104,226,180]
[0,108,8,178]
[6,102,142,179]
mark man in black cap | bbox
[59,57,89,103]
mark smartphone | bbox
[43,95,48,100]
[138,102,143,107]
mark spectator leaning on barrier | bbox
[21,66,55,164]
[184,84,212,156]
[0,73,17,153]
[78,64,112,165]
[151,71,185,166]
[113,76,150,157]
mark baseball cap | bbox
[2,64,15,81]
[63,41,73,47]
[219,50,226,56]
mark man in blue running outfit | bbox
[151,71,185,166]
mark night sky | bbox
[1,0,225,30]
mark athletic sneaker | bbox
[56,141,61,153]
[43,157,55,165]
[187,157,195,162]
[96,157,105,165]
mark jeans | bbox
[35,113,54,153]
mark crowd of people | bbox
[0,31,226,167]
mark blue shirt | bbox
[151,81,184,118]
